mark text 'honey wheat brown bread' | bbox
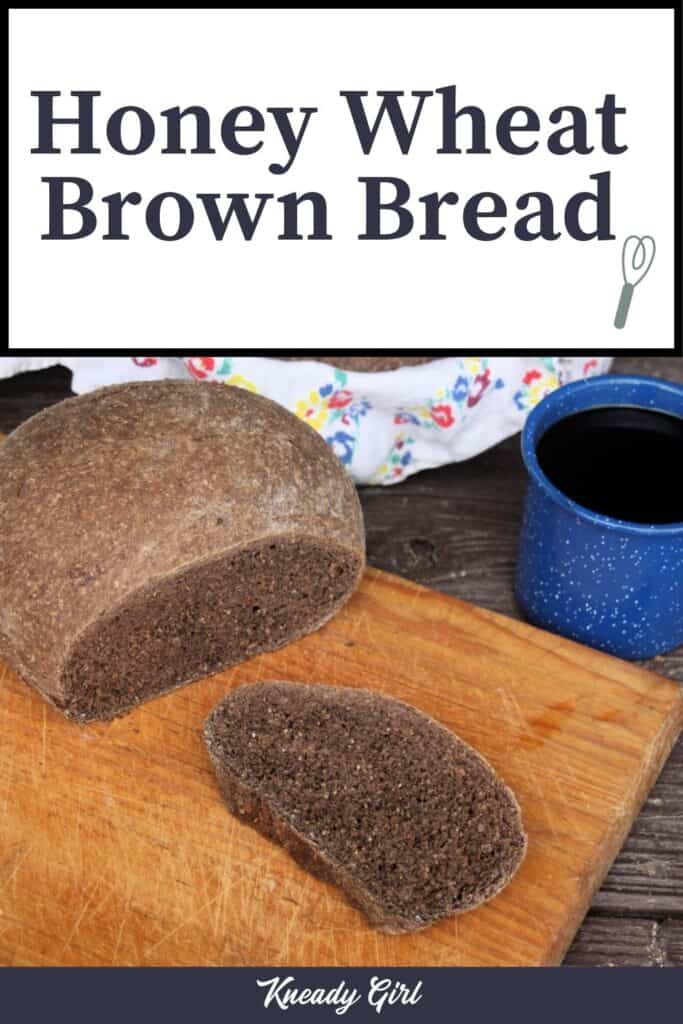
[203,682,527,933]
[0,382,365,721]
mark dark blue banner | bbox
[1,967,680,1024]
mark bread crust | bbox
[279,356,435,372]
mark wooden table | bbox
[1,355,681,967]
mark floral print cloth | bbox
[0,355,612,485]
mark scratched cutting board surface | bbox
[1,567,682,967]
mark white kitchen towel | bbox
[0,355,612,484]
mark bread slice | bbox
[203,681,527,933]
[0,382,364,721]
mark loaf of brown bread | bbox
[204,682,527,932]
[0,382,365,721]
[279,356,436,372]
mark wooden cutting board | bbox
[1,568,682,967]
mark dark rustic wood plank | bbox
[0,354,681,966]
[613,355,683,380]
[360,436,526,618]
[565,916,683,967]
[0,364,74,432]
[592,739,683,917]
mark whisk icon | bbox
[614,235,656,329]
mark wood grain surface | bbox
[1,567,682,967]
[1,354,681,967]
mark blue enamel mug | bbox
[516,374,683,660]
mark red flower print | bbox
[132,357,158,367]
[329,389,353,409]
[186,357,216,380]
[430,403,455,428]
[466,369,492,408]
[522,369,542,385]
[583,359,598,375]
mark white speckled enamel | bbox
[516,375,683,660]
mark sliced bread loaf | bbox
[203,681,527,933]
[0,382,364,721]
